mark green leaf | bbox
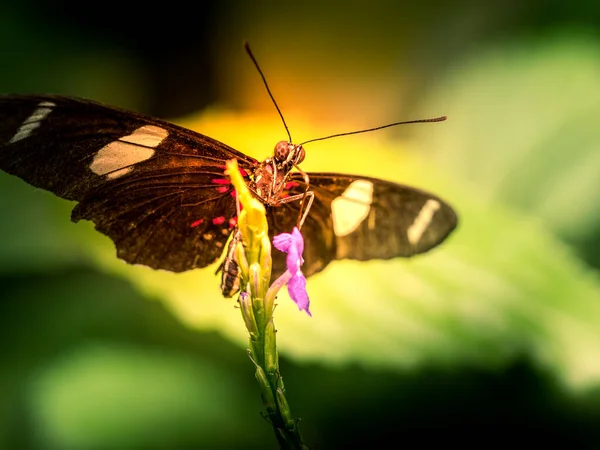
[26,344,256,449]
[0,173,87,273]
[413,31,600,243]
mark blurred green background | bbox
[2,0,600,448]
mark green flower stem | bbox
[226,160,308,450]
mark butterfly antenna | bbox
[244,41,293,143]
[299,116,447,146]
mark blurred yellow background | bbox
[2,1,600,448]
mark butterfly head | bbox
[274,141,305,167]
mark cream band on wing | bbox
[407,199,441,245]
[90,125,169,179]
[331,180,374,237]
[9,101,56,143]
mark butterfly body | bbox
[0,94,457,284]
[249,141,306,206]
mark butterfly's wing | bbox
[268,172,457,279]
[267,180,336,279]
[0,94,259,272]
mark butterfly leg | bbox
[297,190,314,229]
[277,190,314,230]
[291,164,313,229]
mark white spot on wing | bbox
[119,125,170,146]
[90,125,168,179]
[407,199,441,245]
[331,180,374,237]
[9,101,56,143]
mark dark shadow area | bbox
[1,268,599,449]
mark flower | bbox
[225,159,271,294]
[225,160,307,448]
[272,227,311,316]
[225,159,268,241]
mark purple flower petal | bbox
[273,233,293,252]
[273,227,305,272]
[290,227,304,254]
[272,227,311,316]
[288,271,311,316]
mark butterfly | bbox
[0,93,457,294]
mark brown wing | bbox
[0,94,258,271]
[268,172,457,279]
